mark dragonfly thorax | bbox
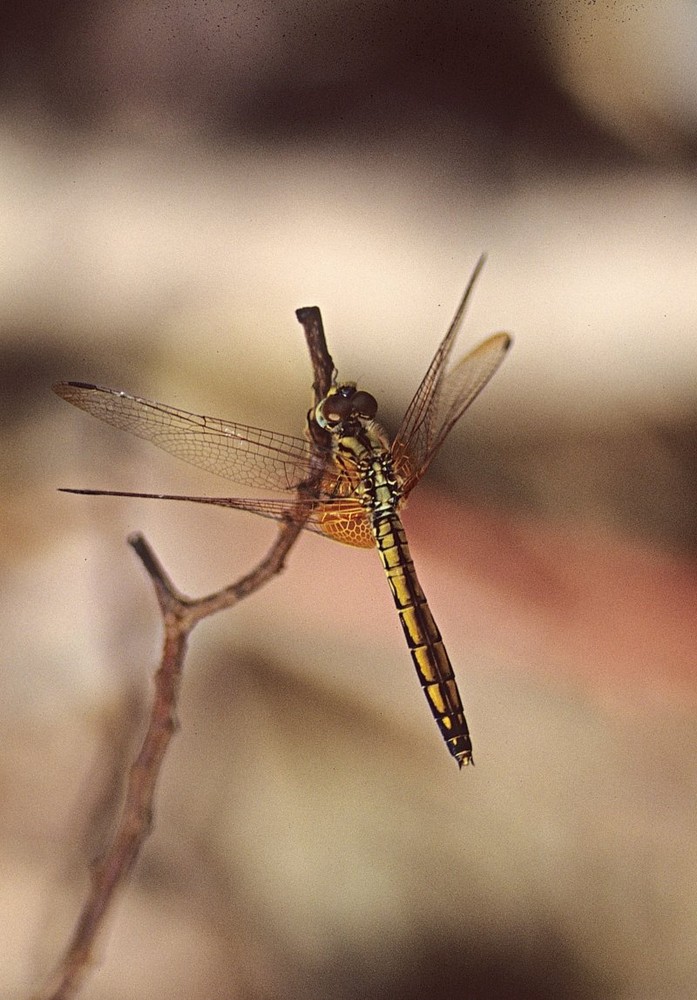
[312,381,402,520]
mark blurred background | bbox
[2,1,696,997]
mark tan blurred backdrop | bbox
[1,2,696,998]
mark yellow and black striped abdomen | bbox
[373,513,473,767]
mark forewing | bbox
[400,332,511,491]
[54,381,325,492]
[392,256,486,482]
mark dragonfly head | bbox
[315,383,378,431]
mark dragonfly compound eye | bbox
[320,384,361,424]
[351,391,378,418]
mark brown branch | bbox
[35,308,333,1000]
[295,305,335,402]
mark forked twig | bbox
[36,307,334,1000]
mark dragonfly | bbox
[54,258,511,767]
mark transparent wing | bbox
[391,259,511,492]
[391,257,486,474]
[59,487,373,546]
[396,333,511,492]
[54,381,327,492]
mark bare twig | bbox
[295,305,335,402]
[36,310,333,1000]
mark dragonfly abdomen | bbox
[372,513,473,767]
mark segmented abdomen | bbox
[372,513,473,767]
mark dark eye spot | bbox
[323,393,354,422]
[352,391,378,418]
